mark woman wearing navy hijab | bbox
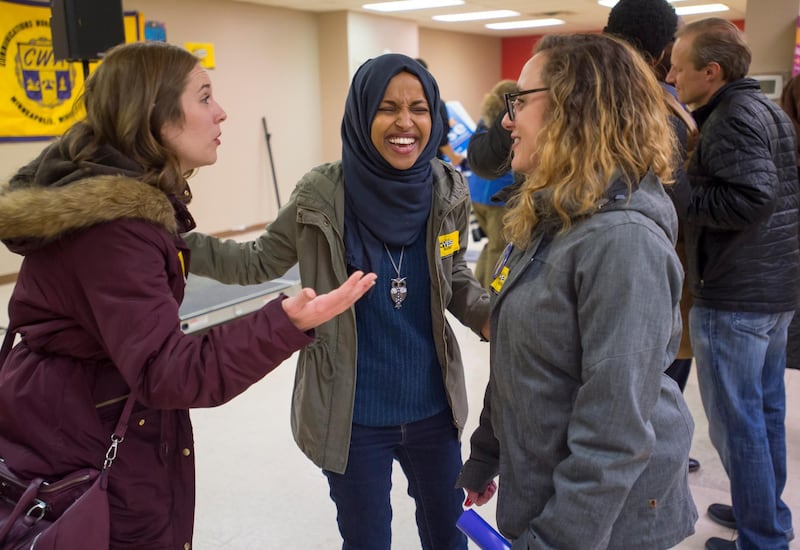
[185,53,490,548]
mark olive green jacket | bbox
[184,160,490,473]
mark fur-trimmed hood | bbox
[0,175,178,253]
[0,140,193,256]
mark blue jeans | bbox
[323,409,467,550]
[690,305,793,550]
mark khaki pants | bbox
[471,202,507,289]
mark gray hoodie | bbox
[458,170,697,549]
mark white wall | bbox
[0,1,504,277]
[124,0,323,234]
[744,0,797,76]
[347,11,419,74]
[0,0,324,276]
[418,28,502,125]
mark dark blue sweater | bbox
[352,232,448,426]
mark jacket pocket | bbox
[291,338,335,463]
[631,378,696,531]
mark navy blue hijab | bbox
[341,53,444,273]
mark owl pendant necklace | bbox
[384,243,407,309]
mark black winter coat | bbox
[673,78,800,312]
[466,110,511,180]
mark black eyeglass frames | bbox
[504,87,549,121]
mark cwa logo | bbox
[16,37,75,107]
[0,12,82,137]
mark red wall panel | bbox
[500,19,746,81]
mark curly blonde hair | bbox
[504,33,675,247]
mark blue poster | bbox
[444,100,475,160]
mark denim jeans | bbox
[690,305,794,550]
[323,409,467,550]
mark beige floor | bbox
[0,239,798,549]
[185,324,800,550]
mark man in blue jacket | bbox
[668,17,799,550]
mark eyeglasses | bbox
[504,87,549,121]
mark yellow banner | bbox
[0,0,142,142]
[185,42,215,69]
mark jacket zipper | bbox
[434,199,464,428]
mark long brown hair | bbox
[60,41,199,196]
[504,33,675,247]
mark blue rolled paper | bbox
[456,509,511,549]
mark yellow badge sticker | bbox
[490,266,509,293]
[438,231,460,258]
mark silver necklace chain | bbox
[383,243,407,309]
[384,243,404,275]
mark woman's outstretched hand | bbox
[282,271,377,331]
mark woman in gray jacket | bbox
[456,34,697,549]
[185,53,490,549]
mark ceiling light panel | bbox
[675,3,730,15]
[486,19,566,30]
[433,10,519,22]
[363,0,464,12]
[598,0,693,5]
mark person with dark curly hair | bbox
[604,0,701,475]
[604,0,678,66]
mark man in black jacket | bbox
[668,17,799,550]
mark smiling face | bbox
[503,53,550,175]
[160,64,227,173]
[370,71,432,170]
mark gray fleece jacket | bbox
[458,171,697,549]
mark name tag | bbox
[490,266,509,293]
[438,231,460,257]
[490,242,513,293]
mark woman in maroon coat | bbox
[0,41,375,548]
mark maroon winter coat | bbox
[0,169,312,548]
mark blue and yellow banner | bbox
[0,0,142,142]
